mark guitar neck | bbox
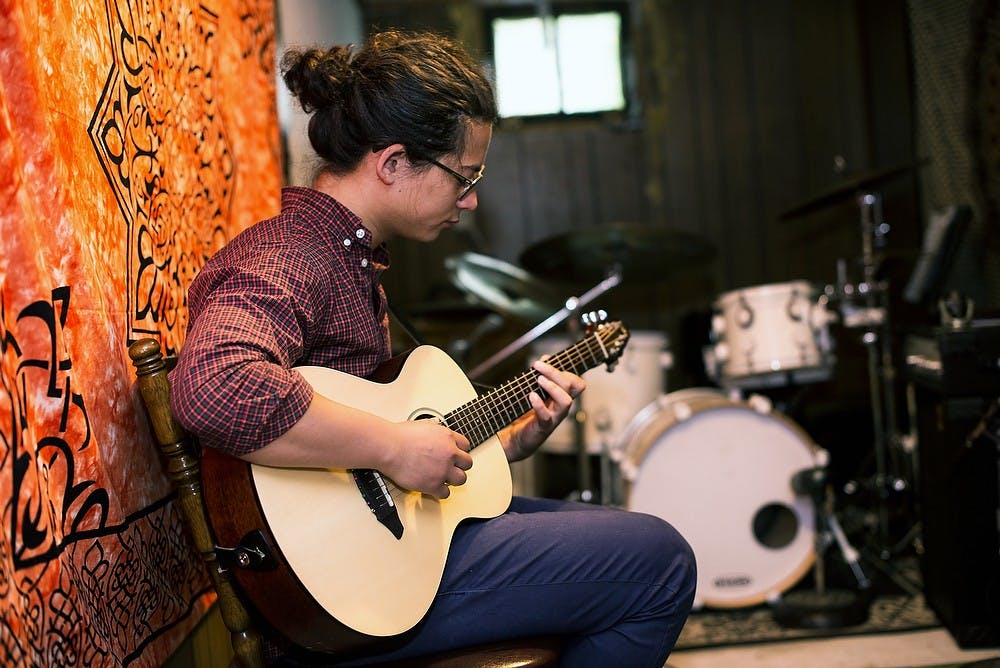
[444,332,611,447]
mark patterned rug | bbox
[675,558,940,650]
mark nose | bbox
[457,190,479,210]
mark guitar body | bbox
[199,321,629,655]
[202,346,513,652]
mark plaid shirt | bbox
[170,187,391,456]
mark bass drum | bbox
[615,388,826,609]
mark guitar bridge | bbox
[352,469,404,540]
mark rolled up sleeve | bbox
[170,266,319,457]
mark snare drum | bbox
[615,388,826,609]
[703,280,836,389]
[531,331,671,455]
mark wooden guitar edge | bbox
[201,449,394,656]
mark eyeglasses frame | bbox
[423,156,485,201]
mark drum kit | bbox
[404,165,920,625]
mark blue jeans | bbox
[335,496,697,667]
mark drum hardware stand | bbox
[772,465,872,629]
[566,314,625,506]
[565,403,597,504]
[593,411,618,506]
[828,189,911,562]
[563,406,618,506]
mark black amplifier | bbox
[904,319,1000,396]
[904,320,1000,648]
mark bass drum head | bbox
[620,389,821,609]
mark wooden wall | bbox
[365,0,920,394]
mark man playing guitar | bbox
[170,29,696,667]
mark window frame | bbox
[483,1,637,125]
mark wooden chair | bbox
[128,337,562,668]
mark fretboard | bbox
[444,332,611,447]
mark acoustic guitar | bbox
[201,319,630,653]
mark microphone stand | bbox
[467,270,622,381]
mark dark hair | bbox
[281,30,497,174]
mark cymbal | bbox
[780,163,921,220]
[445,252,563,322]
[519,222,716,284]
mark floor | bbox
[667,628,1000,668]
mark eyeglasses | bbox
[424,156,485,201]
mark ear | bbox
[373,143,409,186]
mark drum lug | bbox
[747,393,773,414]
[711,313,727,337]
[813,448,830,468]
[672,401,694,421]
[736,294,755,328]
[786,291,807,323]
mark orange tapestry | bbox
[0,0,281,665]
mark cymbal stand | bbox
[563,400,597,504]
[833,190,905,560]
[593,412,617,506]
[773,465,871,629]
[466,271,622,380]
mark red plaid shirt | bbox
[170,187,391,456]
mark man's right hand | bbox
[381,420,473,499]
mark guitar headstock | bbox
[583,311,630,371]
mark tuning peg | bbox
[581,309,608,327]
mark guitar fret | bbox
[443,328,621,448]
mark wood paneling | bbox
[370,0,918,388]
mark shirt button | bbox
[355,229,365,239]
[361,258,369,268]
[343,238,352,247]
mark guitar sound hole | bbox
[409,410,446,424]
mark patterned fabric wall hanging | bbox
[0,0,281,665]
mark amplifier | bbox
[905,321,1000,648]
[904,319,1000,396]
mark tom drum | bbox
[703,280,836,389]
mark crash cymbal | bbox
[519,222,716,284]
[445,252,563,323]
[780,163,922,220]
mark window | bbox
[487,4,630,119]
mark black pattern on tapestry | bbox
[2,286,108,571]
[87,0,235,357]
[0,286,210,665]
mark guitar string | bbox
[448,335,598,441]
[378,343,596,503]
[377,326,621,504]
[446,328,613,446]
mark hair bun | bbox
[281,45,354,113]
